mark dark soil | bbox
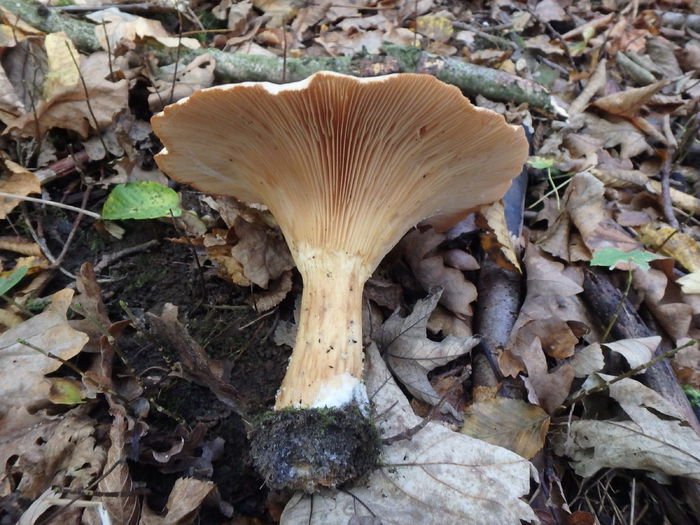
[56,217,293,522]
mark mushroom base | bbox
[250,404,381,493]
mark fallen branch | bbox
[581,267,700,434]
[0,0,562,114]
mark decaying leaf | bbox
[0,411,106,500]
[148,54,216,111]
[461,397,550,459]
[376,291,479,414]
[555,377,700,480]
[400,228,477,317]
[281,344,536,525]
[592,80,668,117]
[0,289,89,417]
[6,52,128,138]
[638,223,700,272]
[43,32,80,101]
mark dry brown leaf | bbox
[566,172,640,254]
[247,269,293,312]
[534,0,567,22]
[583,114,651,159]
[632,265,693,340]
[376,291,479,416]
[520,337,575,414]
[400,228,477,317]
[673,340,700,387]
[593,80,668,117]
[427,305,472,338]
[0,411,105,500]
[93,408,139,525]
[87,8,200,50]
[148,54,216,112]
[477,201,521,272]
[646,180,700,214]
[638,223,700,272]
[571,343,605,377]
[0,236,42,256]
[0,63,24,125]
[315,29,383,56]
[253,0,305,26]
[461,398,550,460]
[604,337,660,369]
[230,215,294,289]
[0,290,89,417]
[6,52,128,138]
[555,377,700,480]
[501,246,587,412]
[0,154,40,219]
[140,478,214,525]
[281,344,536,525]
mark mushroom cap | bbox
[152,72,528,270]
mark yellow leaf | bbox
[637,223,700,272]
[416,15,454,42]
[43,32,80,101]
[477,201,521,272]
[461,398,550,459]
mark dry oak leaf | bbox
[502,245,587,378]
[5,52,128,138]
[565,172,641,254]
[555,376,700,480]
[230,215,295,289]
[281,344,536,525]
[400,227,477,317]
[461,397,550,460]
[583,114,651,159]
[1,411,106,501]
[0,289,88,417]
[376,290,479,415]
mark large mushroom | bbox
[152,71,528,492]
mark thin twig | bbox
[564,340,696,407]
[601,269,633,342]
[93,239,159,273]
[52,186,92,268]
[65,42,109,155]
[0,192,101,219]
[660,146,680,229]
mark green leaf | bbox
[590,248,660,271]
[101,182,182,220]
[527,156,554,169]
[48,378,85,405]
[0,266,28,296]
[684,386,700,409]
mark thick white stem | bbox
[275,246,370,409]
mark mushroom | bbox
[151,71,528,492]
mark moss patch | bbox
[250,404,381,493]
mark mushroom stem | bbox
[275,244,371,410]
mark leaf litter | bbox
[0,0,700,523]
